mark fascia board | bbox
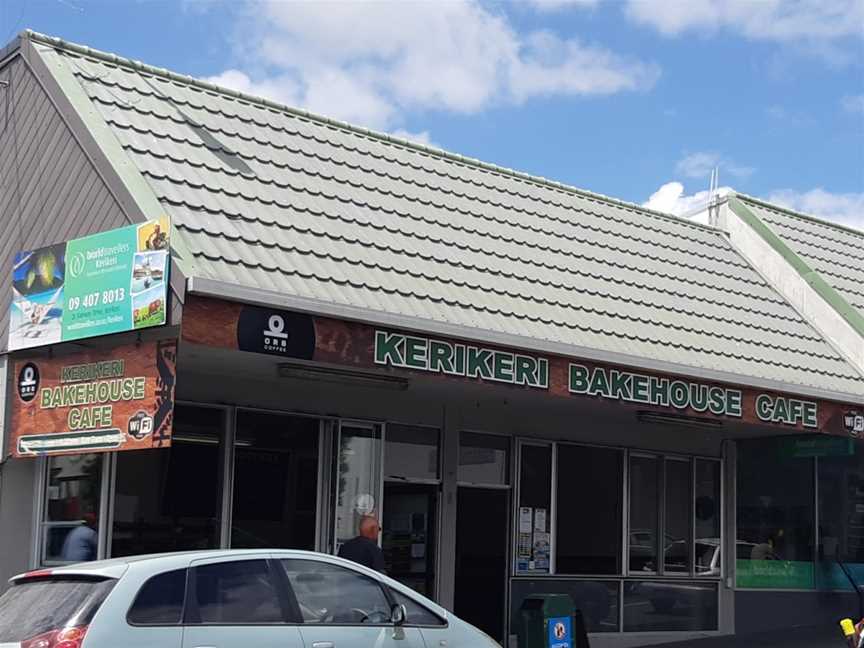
[187,275,864,406]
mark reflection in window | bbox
[664,459,691,574]
[517,444,551,573]
[737,437,815,589]
[232,411,319,550]
[334,424,383,552]
[459,432,509,485]
[556,445,622,574]
[510,579,619,633]
[112,406,224,556]
[192,560,282,624]
[817,443,864,590]
[629,456,659,574]
[623,581,718,632]
[390,589,446,626]
[695,460,721,576]
[385,425,439,481]
[281,559,391,624]
[43,454,103,564]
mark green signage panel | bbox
[10,218,170,350]
[736,559,815,589]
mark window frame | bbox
[511,439,724,581]
[183,557,294,626]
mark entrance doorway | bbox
[231,410,320,549]
[382,482,438,597]
[455,487,509,644]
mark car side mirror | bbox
[391,603,407,626]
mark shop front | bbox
[1,31,863,648]
[6,290,861,647]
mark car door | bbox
[181,555,304,648]
[278,558,424,648]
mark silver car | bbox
[0,550,500,647]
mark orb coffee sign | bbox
[8,339,177,457]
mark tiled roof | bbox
[740,196,864,321]
[30,35,864,398]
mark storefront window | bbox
[334,423,383,552]
[459,432,509,485]
[629,455,659,574]
[232,411,320,549]
[42,453,103,564]
[664,458,692,574]
[623,581,718,631]
[516,443,551,573]
[695,459,721,576]
[385,424,439,481]
[736,437,815,589]
[511,579,619,633]
[817,442,864,590]
[111,405,225,556]
[555,444,622,574]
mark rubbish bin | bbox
[518,594,589,648]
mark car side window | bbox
[280,559,391,625]
[191,560,283,624]
[390,590,446,627]
[127,568,187,625]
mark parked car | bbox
[0,549,500,647]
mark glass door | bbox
[231,411,320,549]
[333,421,383,553]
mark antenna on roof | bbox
[707,166,720,227]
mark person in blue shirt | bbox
[61,511,97,562]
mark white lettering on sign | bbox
[568,364,743,418]
[374,331,548,388]
[755,394,818,429]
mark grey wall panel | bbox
[0,459,36,590]
[0,54,129,352]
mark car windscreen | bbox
[0,577,116,641]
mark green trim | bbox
[736,192,864,240]
[729,195,864,338]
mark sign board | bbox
[9,339,176,457]
[181,294,859,437]
[547,616,572,648]
[9,218,170,351]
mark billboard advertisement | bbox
[9,338,176,457]
[9,218,170,351]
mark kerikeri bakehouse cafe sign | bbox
[181,295,854,436]
[9,339,177,457]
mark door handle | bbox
[312,643,334,648]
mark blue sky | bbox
[2,0,862,227]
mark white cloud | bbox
[624,0,864,43]
[205,0,659,133]
[389,129,437,148]
[766,188,864,231]
[527,0,600,10]
[675,152,754,180]
[841,94,864,114]
[643,181,731,217]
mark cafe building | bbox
[1,31,863,647]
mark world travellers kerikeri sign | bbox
[9,218,170,351]
[8,339,177,457]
